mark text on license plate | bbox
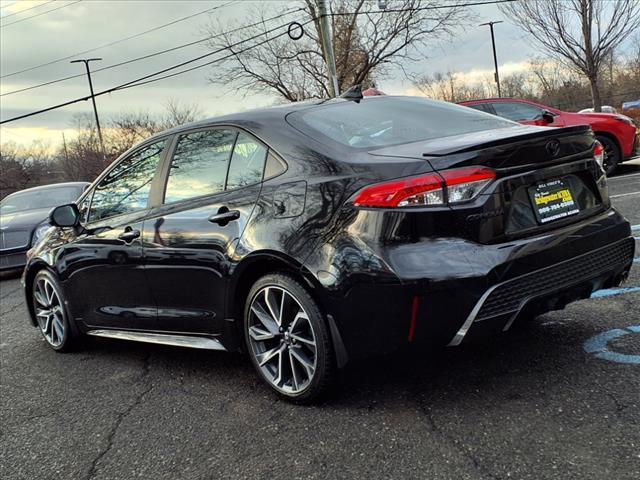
[529,178,580,224]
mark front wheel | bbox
[31,270,79,352]
[244,273,334,403]
[596,135,620,175]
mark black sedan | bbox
[22,96,635,402]
[1,182,89,271]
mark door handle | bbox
[118,228,140,243]
[208,208,240,226]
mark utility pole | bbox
[480,21,503,98]
[317,0,339,97]
[71,58,106,159]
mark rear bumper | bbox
[448,236,634,346]
[323,208,634,358]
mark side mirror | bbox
[541,110,555,124]
[49,204,80,227]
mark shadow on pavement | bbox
[0,269,22,281]
[76,313,607,407]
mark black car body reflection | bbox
[22,96,635,371]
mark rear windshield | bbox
[287,96,515,149]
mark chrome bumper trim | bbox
[447,285,500,347]
[447,237,634,346]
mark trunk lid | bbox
[367,124,608,244]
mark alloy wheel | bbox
[33,277,66,347]
[603,143,614,170]
[598,137,619,175]
[247,286,317,395]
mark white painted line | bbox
[610,191,640,199]
[632,224,640,231]
[608,172,640,181]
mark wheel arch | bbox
[23,260,53,327]
[226,251,331,349]
[593,131,621,152]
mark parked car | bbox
[458,98,639,174]
[578,106,617,114]
[23,97,634,402]
[0,182,89,271]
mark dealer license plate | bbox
[528,178,580,224]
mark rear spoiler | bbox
[369,125,592,158]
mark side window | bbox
[492,102,543,121]
[226,132,268,190]
[78,194,92,223]
[164,129,237,204]
[467,103,489,113]
[264,152,287,180]
[88,141,165,222]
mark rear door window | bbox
[164,129,237,204]
[226,132,268,190]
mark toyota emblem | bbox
[546,139,561,157]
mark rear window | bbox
[287,97,515,149]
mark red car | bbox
[459,98,639,174]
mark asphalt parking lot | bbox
[1,163,639,480]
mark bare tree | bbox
[56,114,111,182]
[159,98,204,130]
[413,71,491,102]
[501,0,640,111]
[205,0,469,101]
[0,141,53,198]
[109,111,160,158]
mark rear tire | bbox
[31,270,79,352]
[243,273,334,404]
[596,135,620,175]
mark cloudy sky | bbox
[0,0,629,147]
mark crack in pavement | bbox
[0,301,25,317]
[414,391,502,480]
[0,285,23,301]
[84,352,153,480]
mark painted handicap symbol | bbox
[583,325,640,365]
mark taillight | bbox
[593,141,604,170]
[440,167,496,204]
[353,167,496,208]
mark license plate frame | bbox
[528,178,580,224]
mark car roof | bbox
[143,95,399,143]
[459,97,532,104]
[150,98,328,140]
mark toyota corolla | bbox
[22,96,635,402]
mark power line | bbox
[0,0,519,123]
[115,22,311,91]
[0,6,305,97]
[109,18,314,94]
[0,18,311,125]
[327,0,516,17]
[0,1,237,79]
[0,0,56,19]
[0,0,82,27]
